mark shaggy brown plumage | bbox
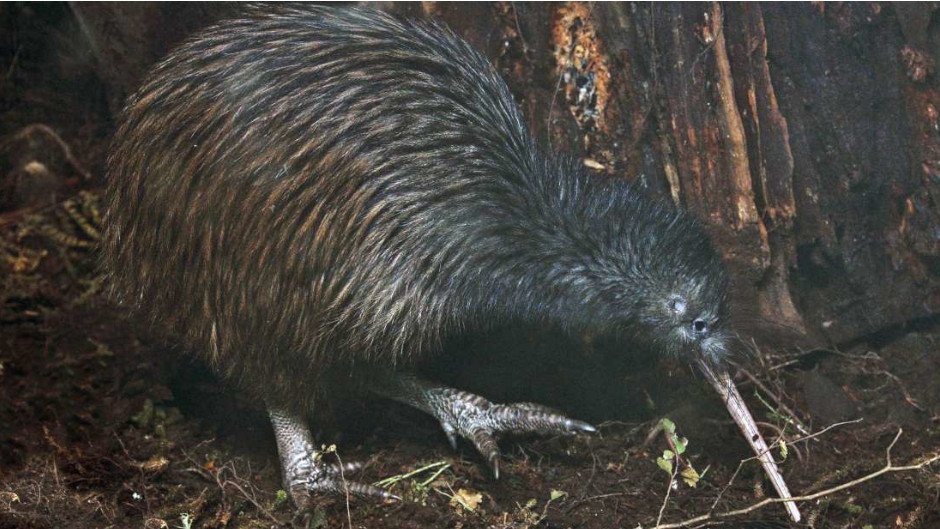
[103,5,730,416]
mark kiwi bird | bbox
[103,6,799,520]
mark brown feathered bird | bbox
[103,6,799,520]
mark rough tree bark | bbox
[70,2,940,348]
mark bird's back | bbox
[103,6,544,406]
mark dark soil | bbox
[2,249,939,529]
[1,4,939,529]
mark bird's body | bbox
[101,6,790,511]
[105,6,727,410]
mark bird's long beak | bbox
[698,360,801,523]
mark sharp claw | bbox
[568,420,596,434]
[370,486,400,502]
[416,385,593,479]
[486,403,593,437]
[469,427,501,478]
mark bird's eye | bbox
[693,318,708,334]
[668,297,687,316]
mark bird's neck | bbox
[463,195,637,335]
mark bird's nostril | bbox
[693,319,708,333]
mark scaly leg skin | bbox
[373,373,596,478]
[267,407,397,508]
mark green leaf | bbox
[674,436,688,455]
[778,439,788,460]
[660,418,676,434]
[274,489,289,507]
[524,498,537,509]
[656,457,673,474]
[549,489,567,501]
[662,449,674,460]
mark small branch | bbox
[767,347,926,413]
[649,428,939,529]
[7,124,93,181]
[707,418,862,513]
[754,420,804,462]
[655,458,680,527]
[732,364,810,436]
[375,460,449,488]
[333,450,354,529]
[223,479,278,525]
[881,370,926,412]
[789,418,863,445]
[180,450,279,525]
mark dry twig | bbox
[655,453,679,526]
[708,418,862,513]
[181,450,279,525]
[731,363,809,436]
[648,428,939,529]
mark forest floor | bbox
[1,147,939,529]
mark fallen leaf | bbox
[136,456,169,472]
[450,488,483,512]
[680,466,701,488]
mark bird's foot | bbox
[283,451,398,507]
[269,407,398,508]
[421,388,596,478]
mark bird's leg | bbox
[370,373,595,477]
[267,406,396,506]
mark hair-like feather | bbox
[103,6,730,412]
